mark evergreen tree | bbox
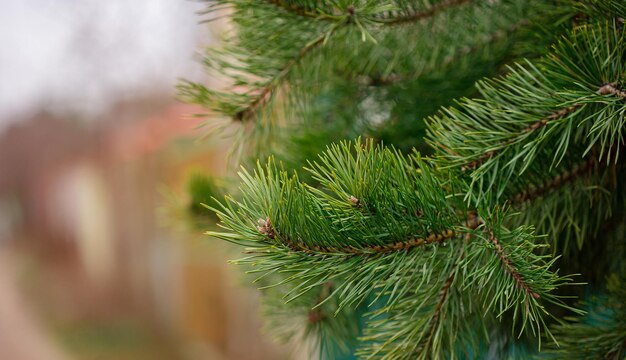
[180,1,626,358]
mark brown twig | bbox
[511,156,598,204]
[234,35,327,122]
[461,104,581,172]
[487,229,540,299]
[254,212,480,256]
[418,265,458,353]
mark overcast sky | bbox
[0,0,211,131]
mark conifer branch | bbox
[356,246,471,359]
[210,140,579,353]
[460,80,626,172]
[234,34,328,121]
[185,1,626,356]
[462,212,580,341]
[254,150,604,258]
[233,0,488,122]
[460,103,582,172]
[487,228,541,299]
[430,21,626,210]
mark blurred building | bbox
[0,98,291,360]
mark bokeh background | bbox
[0,1,293,359]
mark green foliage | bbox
[428,19,626,251]
[356,246,479,360]
[208,141,578,358]
[540,275,626,359]
[462,209,576,342]
[183,0,626,358]
[208,141,463,311]
[428,20,626,203]
[180,0,571,161]
[261,281,361,358]
[574,0,626,19]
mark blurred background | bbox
[0,1,292,359]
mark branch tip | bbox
[597,82,626,98]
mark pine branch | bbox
[460,103,582,172]
[503,152,617,254]
[209,141,577,352]
[428,20,626,205]
[234,33,328,122]
[254,214,479,256]
[259,148,605,257]
[208,141,471,312]
[506,151,618,251]
[460,81,626,172]
[185,1,626,358]
[355,247,471,360]
[185,0,558,125]
[463,212,580,340]
[231,0,487,122]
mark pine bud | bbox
[349,196,360,206]
[256,217,275,239]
